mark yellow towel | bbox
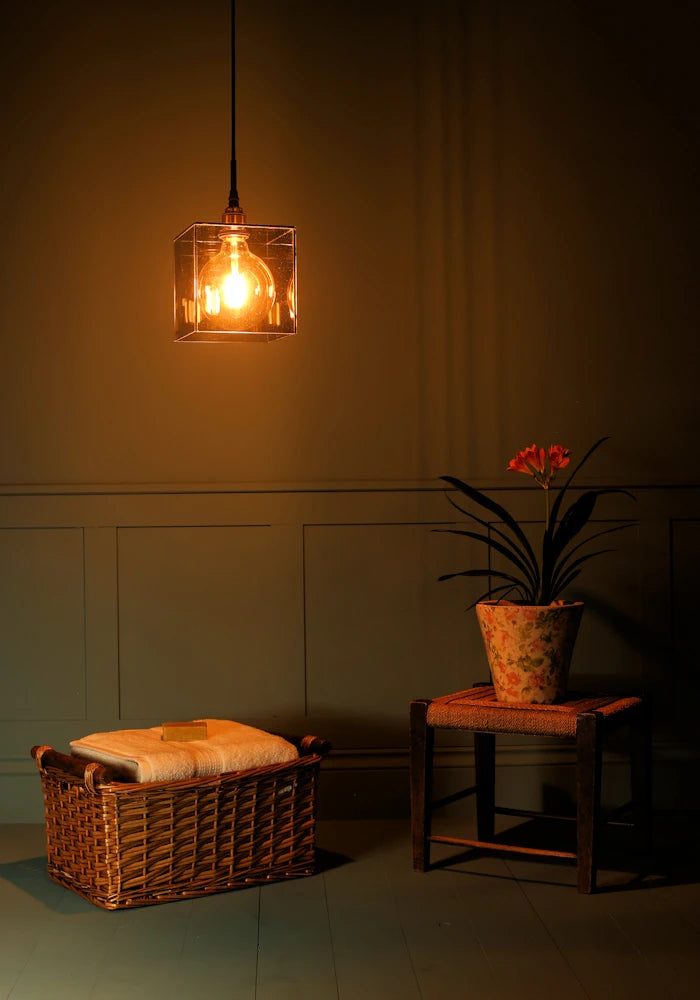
[70,719,298,783]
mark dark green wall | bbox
[1,1,698,821]
[1,0,697,487]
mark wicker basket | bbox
[31,735,329,910]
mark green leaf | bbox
[550,549,616,599]
[553,490,599,553]
[442,491,537,586]
[550,567,582,597]
[552,489,634,563]
[441,476,540,591]
[550,522,634,593]
[465,583,524,611]
[548,436,609,535]
[432,527,538,590]
[437,567,528,587]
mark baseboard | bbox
[3,741,698,823]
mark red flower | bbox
[548,444,570,471]
[507,444,544,475]
[507,442,571,489]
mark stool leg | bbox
[576,711,602,893]
[410,699,433,872]
[474,732,496,841]
[630,699,653,856]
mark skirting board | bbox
[3,742,697,824]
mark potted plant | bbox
[436,437,635,703]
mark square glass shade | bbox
[174,222,296,342]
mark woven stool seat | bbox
[427,685,643,738]
[410,683,652,893]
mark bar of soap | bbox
[161,721,208,742]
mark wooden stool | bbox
[410,685,652,892]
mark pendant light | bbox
[174,0,297,343]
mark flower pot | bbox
[475,600,584,704]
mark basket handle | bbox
[297,735,332,757]
[30,745,125,787]
[272,734,331,757]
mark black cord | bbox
[228,0,239,209]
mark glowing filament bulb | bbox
[223,269,248,309]
[198,231,276,331]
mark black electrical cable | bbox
[228,0,239,209]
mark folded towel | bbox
[70,719,298,783]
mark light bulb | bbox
[198,230,276,331]
[286,273,295,320]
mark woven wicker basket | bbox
[32,735,328,910]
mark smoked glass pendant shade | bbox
[174,221,296,342]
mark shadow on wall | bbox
[573,591,678,732]
[577,593,673,675]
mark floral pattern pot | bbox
[476,600,584,704]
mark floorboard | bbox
[389,864,501,1000]
[596,880,700,1000]
[256,875,338,1000]
[175,888,260,998]
[504,857,670,1000]
[1,819,699,1000]
[324,850,423,1000]
[447,856,590,1000]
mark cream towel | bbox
[70,719,298,783]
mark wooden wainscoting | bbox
[1,483,698,822]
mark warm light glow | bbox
[174,221,296,341]
[287,273,295,320]
[222,269,249,309]
[198,231,275,330]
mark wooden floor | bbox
[1,815,699,1000]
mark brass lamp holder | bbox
[222,205,246,226]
